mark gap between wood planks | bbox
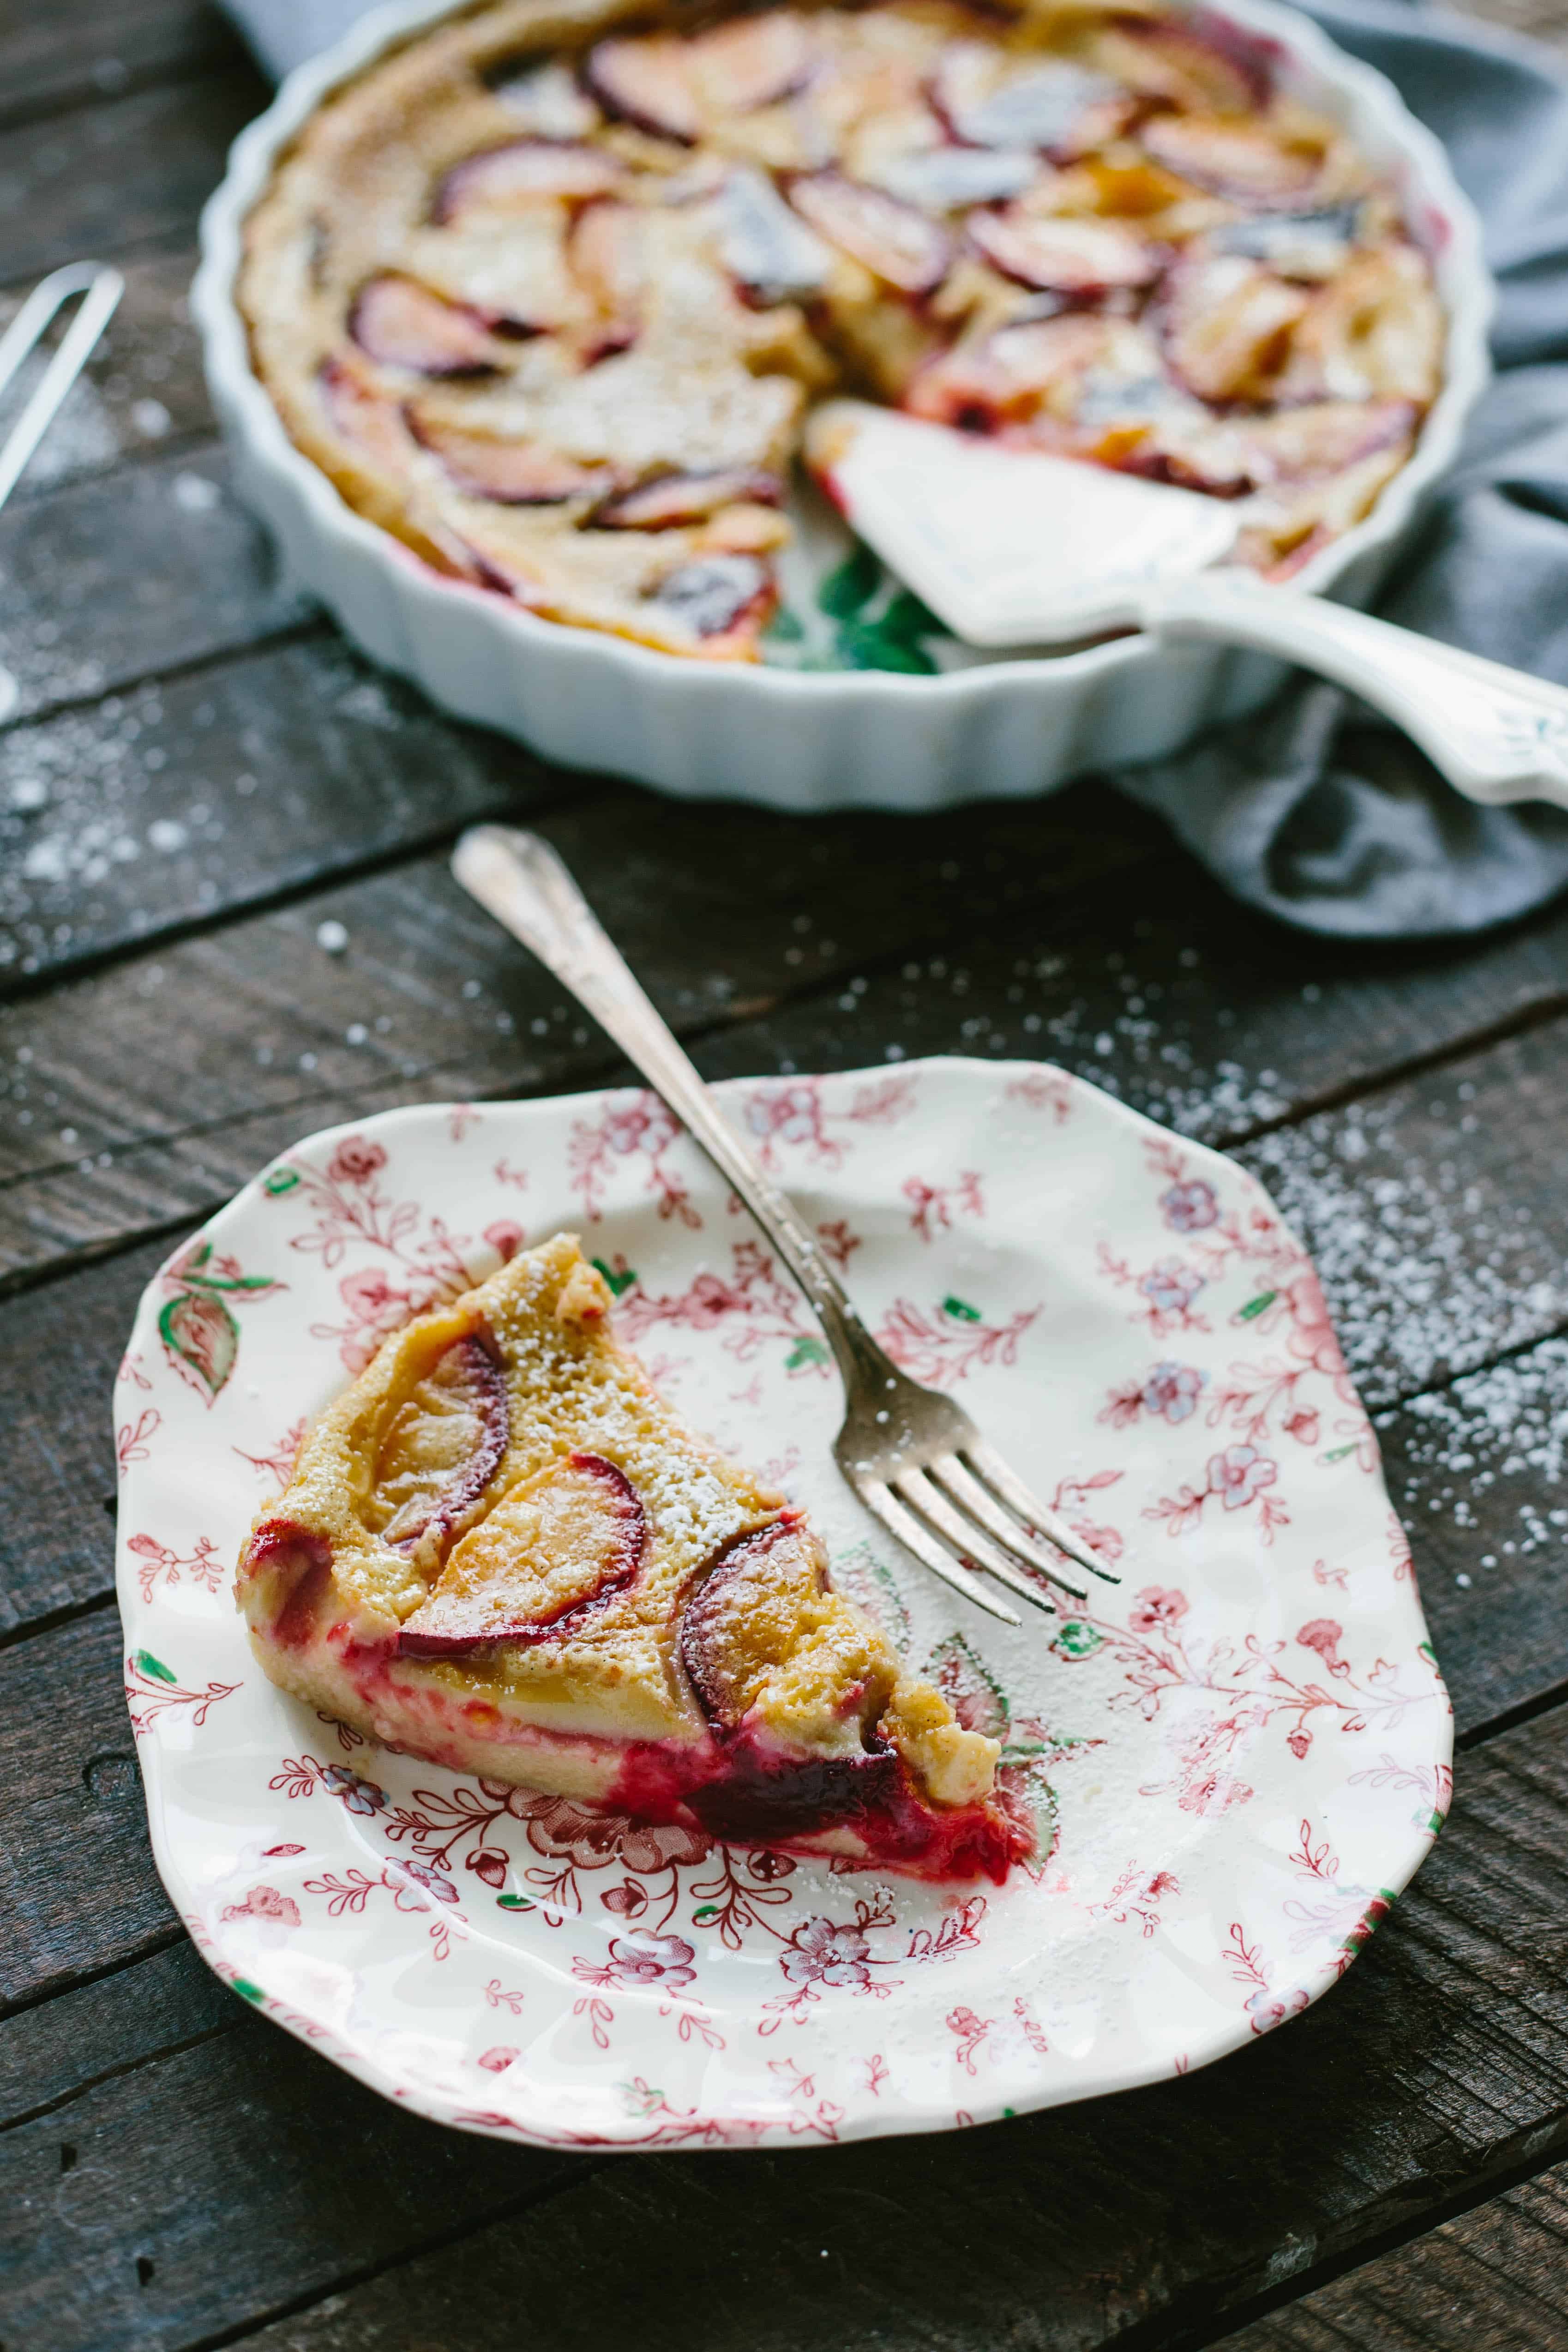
[0,0,249,142]
[2,852,1566,1385]
[0,598,323,766]
[0,27,1562,2351]
[129,2169,622,2352]
[0,66,269,297]
[5,1681,1568,2352]
[1205,2159,1568,2352]
[1121,2141,1568,2352]
[3,46,1568,2342]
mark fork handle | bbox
[452,825,874,1380]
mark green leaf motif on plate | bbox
[159,1287,240,1404]
[262,1165,301,1196]
[230,1979,266,2004]
[942,1295,982,1323]
[497,1893,535,1912]
[1051,1618,1104,1661]
[1238,1290,1278,1321]
[925,1631,1010,1742]
[171,1241,279,1295]
[135,1649,176,1684]
[785,1335,829,1371]
[829,1540,913,1648]
[592,1257,638,1298]
[999,1753,1060,1868]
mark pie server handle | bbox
[1144,572,1568,813]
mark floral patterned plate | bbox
[116,1058,1451,2150]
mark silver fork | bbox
[452,824,1121,1627]
[0,261,124,724]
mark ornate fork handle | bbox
[452,825,880,1384]
[1147,573,1568,810]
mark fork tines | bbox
[853,1444,1120,1629]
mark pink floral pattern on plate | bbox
[116,1061,1451,2151]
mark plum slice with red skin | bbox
[567,199,643,353]
[679,1513,818,1732]
[319,357,416,473]
[241,1519,335,1652]
[677,1516,937,1850]
[904,311,1110,430]
[585,36,703,144]
[877,146,1039,211]
[651,553,772,640]
[1139,115,1323,206]
[1112,398,1414,504]
[349,275,505,377]
[1158,248,1307,402]
[689,11,813,113]
[408,409,607,504]
[716,166,832,306]
[967,211,1159,295]
[1216,206,1362,272]
[787,171,951,295]
[1227,396,1417,485]
[932,48,1132,160]
[491,59,601,140]
[375,1330,510,1554]
[1108,17,1270,113]
[1111,435,1254,498]
[587,467,782,531]
[397,1451,647,1655]
[431,139,626,226]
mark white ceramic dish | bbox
[193,0,1491,813]
[118,1059,1450,2148]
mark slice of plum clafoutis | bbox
[238,1233,1027,1883]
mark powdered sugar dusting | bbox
[1393,1339,1568,1564]
[1239,1097,1564,1410]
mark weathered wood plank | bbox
[0,1939,231,2130]
[6,1698,1567,2352]
[0,248,212,503]
[1380,1340,1568,1738]
[0,441,308,733]
[0,1606,176,2009]
[0,2017,583,2352]
[6,843,1565,1406]
[0,642,1175,992]
[0,784,1159,1212]
[1232,1026,1568,1410]
[1217,2162,1568,2352]
[0,67,265,289]
[0,632,565,985]
[0,1232,170,1636]
[0,4,241,135]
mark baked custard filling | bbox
[237,1233,1028,1883]
[239,0,1445,661]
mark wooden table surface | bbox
[4,5,1568,2347]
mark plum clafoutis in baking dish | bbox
[238,0,1445,662]
[237,1233,1028,1883]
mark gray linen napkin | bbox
[221,0,1568,936]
